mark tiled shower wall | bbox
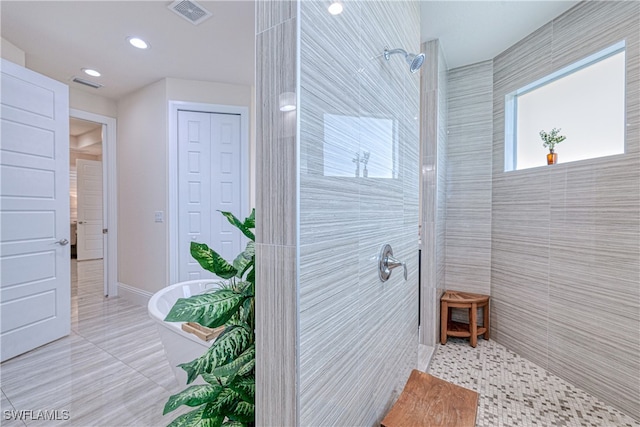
[490,1,640,419]
[256,1,421,425]
[420,39,448,346]
[298,1,420,425]
[445,61,493,296]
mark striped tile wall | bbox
[420,39,448,346]
[298,1,420,425]
[255,1,298,425]
[445,61,493,296]
[491,1,640,419]
[256,1,421,425]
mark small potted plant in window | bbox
[540,128,566,165]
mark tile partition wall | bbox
[419,39,448,346]
[298,1,420,425]
[491,1,640,419]
[255,1,298,425]
[256,1,421,425]
[445,61,493,296]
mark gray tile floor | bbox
[429,337,640,427]
[0,260,187,427]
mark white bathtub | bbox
[148,279,223,385]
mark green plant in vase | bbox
[539,128,566,165]
[163,209,255,427]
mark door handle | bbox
[378,244,407,282]
[77,221,85,224]
[56,238,69,246]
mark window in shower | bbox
[504,41,626,171]
[322,113,398,178]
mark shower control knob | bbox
[378,244,408,282]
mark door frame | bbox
[70,109,117,297]
[168,101,250,285]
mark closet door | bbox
[177,111,243,281]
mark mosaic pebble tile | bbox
[429,338,640,427]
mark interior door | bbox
[177,111,243,281]
[0,59,70,362]
[76,158,103,261]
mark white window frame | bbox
[505,40,626,171]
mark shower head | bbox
[383,47,425,73]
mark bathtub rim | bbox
[148,279,225,349]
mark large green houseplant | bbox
[163,209,255,427]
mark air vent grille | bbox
[71,77,103,89]
[168,0,212,25]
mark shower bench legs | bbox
[440,290,490,348]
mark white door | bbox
[0,59,70,362]
[178,111,243,281]
[76,159,103,261]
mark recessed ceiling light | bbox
[127,37,149,49]
[328,1,343,15]
[82,68,101,77]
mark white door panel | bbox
[178,111,242,281]
[76,159,103,261]
[0,58,70,362]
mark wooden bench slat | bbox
[381,370,478,427]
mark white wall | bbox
[1,37,25,66]
[117,77,253,300]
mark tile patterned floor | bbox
[0,260,187,427]
[428,337,640,427]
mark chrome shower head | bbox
[383,47,425,73]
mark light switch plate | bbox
[155,211,164,223]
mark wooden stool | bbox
[381,369,478,427]
[440,290,490,348]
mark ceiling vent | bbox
[168,0,212,25]
[71,77,103,89]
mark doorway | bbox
[69,109,117,297]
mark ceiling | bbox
[1,1,255,100]
[1,1,580,101]
[420,1,580,69]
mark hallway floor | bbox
[0,260,187,426]
[428,337,639,427]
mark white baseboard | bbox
[118,282,154,308]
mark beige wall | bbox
[1,37,25,66]
[117,77,253,296]
[117,79,168,294]
[70,88,117,118]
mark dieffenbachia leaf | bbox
[166,406,224,427]
[221,421,245,427]
[232,242,254,280]
[227,401,254,424]
[164,289,247,328]
[164,384,223,415]
[228,376,255,404]
[220,211,255,242]
[179,325,252,384]
[191,242,237,279]
[210,345,255,381]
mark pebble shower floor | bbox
[428,337,639,427]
